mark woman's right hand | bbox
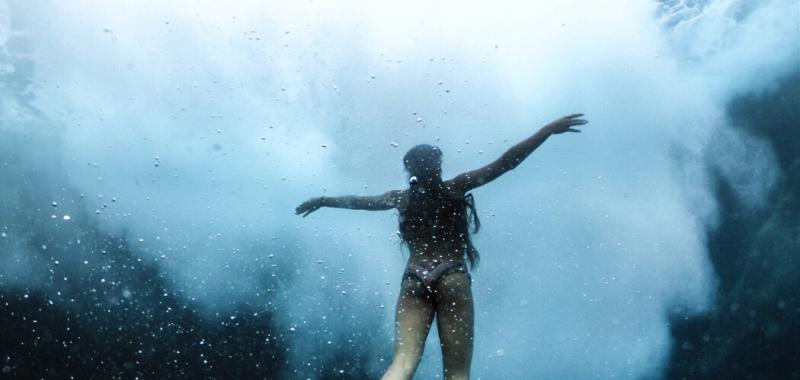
[545,113,588,134]
[295,197,324,217]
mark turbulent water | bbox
[1,1,798,379]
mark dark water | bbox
[667,73,800,380]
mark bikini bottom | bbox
[402,260,471,293]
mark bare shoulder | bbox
[382,189,406,208]
[443,179,467,197]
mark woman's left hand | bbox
[545,113,588,134]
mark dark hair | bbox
[403,144,442,178]
[399,145,481,269]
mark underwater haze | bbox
[1,0,799,379]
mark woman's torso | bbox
[397,180,469,267]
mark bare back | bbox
[396,180,471,266]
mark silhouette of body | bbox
[296,114,588,380]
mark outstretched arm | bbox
[451,114,587,192]
[295,190,403,217]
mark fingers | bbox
[550,114,587,130]
[562,114,587,127]
[295,204,310,215]
[296,198,315,214]
[303,206,320,217]
[297,202,319,217]
[562,118,587,132]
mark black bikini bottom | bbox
[402,260,471,292]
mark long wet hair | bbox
[398,144,481,269]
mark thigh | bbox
[393,276,436,360]
[434,272,474,379]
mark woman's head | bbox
[403,144,442,180]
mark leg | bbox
[382,276,435,380]
[434,272,474,380]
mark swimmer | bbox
[296,114,588,380]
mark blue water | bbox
[1,1,798,378]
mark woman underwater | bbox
[295,114,588,380]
